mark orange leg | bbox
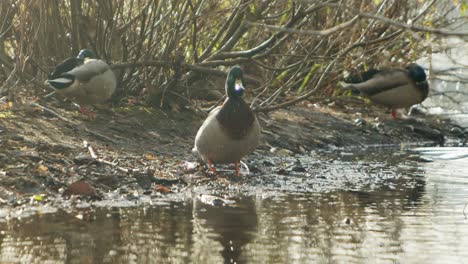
[391,109,397,119]
[79,106,96,118]
[207,159,216,174]
[79,105,88,113]
[234,161,239,177]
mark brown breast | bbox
[216,97,255,140]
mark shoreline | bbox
[0,97,463,213]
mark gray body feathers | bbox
[48,58,116,105]
[193,104,261,164]
[341,66,429,109]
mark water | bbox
[1,148,468,263]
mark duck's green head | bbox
[77,49,97,59]
[226,66,245,98]
[406,63,426,83]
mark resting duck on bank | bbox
[193,66,261,176]
[340,63,429,118]
[46,49,116,113]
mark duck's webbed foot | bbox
[79,105,96,118]
[207,159,216,175]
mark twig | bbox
[255,59,337,113]
[464,203,467,219]
[112,147,125,163]
[83,140,98,159]
[199,1,242,60]
[187,0,198,63]
[0,63,17,94]
[297,0,464,37]
[195,58,250,67]
[186,64,260,85]
[111,60,174,70]
[212,33,277,60]
[83,140,132,173]
[83,127,119,144]
[431,93,462,105]
[111,60,260,85]
[246,15,359,36]
[30,102,73,123]
[44,91,56,98]
[358,11,468,37]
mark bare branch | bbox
[358,11,468,37]
[246,15,359,36]
[255,59,337,113]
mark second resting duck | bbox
[340,63,429,118]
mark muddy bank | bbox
[0,97,464,211]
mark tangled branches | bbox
[0,0,466,111]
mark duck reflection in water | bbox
[192,195,257,263]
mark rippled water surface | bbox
[1,148,468,263]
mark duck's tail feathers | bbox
[339,81,358,91]
[47,76,74,89]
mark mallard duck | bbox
[193,66,261,176]
[46,49,116,113]
[341,63,429,118]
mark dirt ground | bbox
[0,95,464,208]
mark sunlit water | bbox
[1,148,468,263]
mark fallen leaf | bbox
[37,164,48,176]
[63,180,98,198]
[0,111,14,118]
[144,153,155,160]
[32,194,44,201]
[0,101,12,110]
[154,185,171,194]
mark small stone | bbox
[375,122,384,130]
[292,166,306,172]
[277,168,288,175]
[354,118,365,127]
[275,149,293,157]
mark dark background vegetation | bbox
[0,0,465,111]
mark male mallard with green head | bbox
[341,63,429,118]
[193,66,261,176]
[46,49,116,113]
